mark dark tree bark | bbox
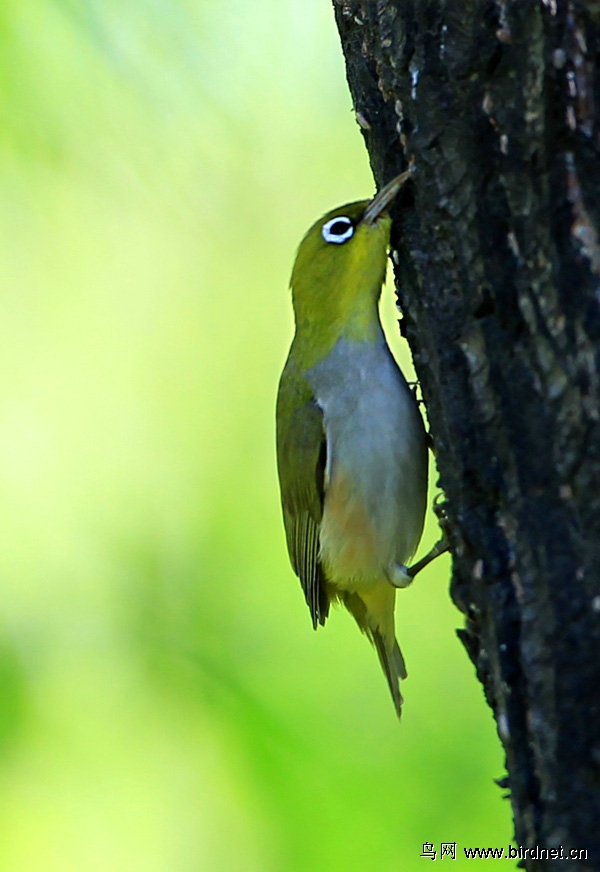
[333,1,600,868]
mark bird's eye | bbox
[321,216,354,245]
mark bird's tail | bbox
[372,629,406,718]
[340,586,407,718]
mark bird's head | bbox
[289,171,411,363]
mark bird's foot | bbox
[388,496,451,588]
[405,536,450,580]
[387,535,450,589]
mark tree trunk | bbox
[333,1,600,868]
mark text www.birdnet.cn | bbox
[420,842,588,861]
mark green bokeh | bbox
[0,1,511,869]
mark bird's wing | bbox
[276,367,329,628]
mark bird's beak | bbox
[361,167,413,226]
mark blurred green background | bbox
[0,1,511,869]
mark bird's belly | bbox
[318,431,424,592]
[319,467,383,589]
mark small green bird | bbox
[276,171,432,717]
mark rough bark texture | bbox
[333,1,600,868]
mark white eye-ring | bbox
[321,215,354,244]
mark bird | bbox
[276,170,439,717]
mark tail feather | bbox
[373,629,404,718]
[338,588,406,718]
[393,639,408,681]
